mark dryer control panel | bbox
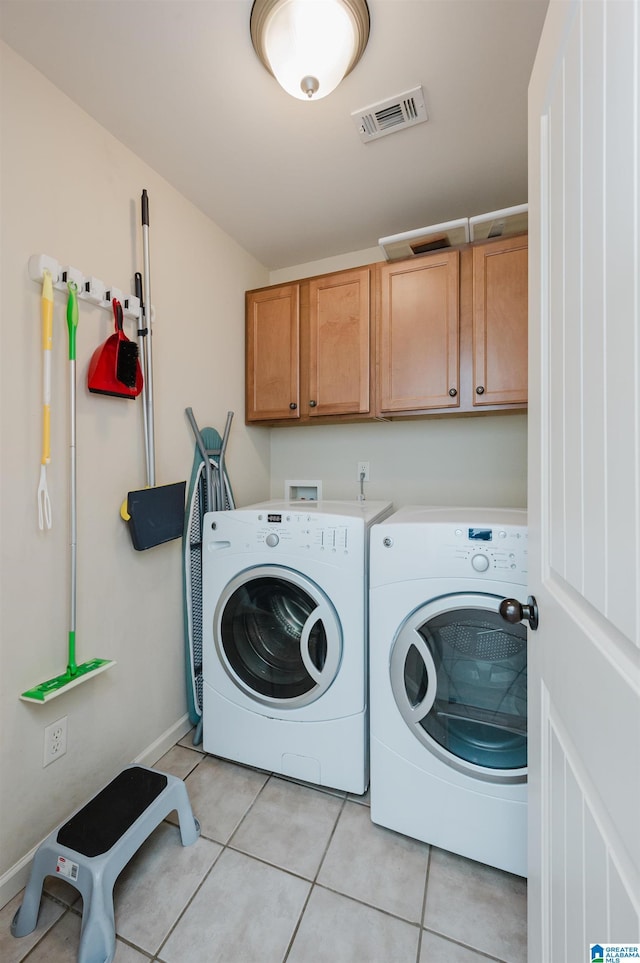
[450,525,528,578]
[373,518,528,585]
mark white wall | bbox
[268,246,383,284]
[0,43,270,903]
[269,416,527,508]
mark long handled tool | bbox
[21,282,115,703]
[134,270,150,484]
[120,190,185,551]
[37,269,54,530]
[141,189,155,486]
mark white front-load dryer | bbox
[202,499,392,794]
[369,507,528,877]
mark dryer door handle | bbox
[390,631,438,725]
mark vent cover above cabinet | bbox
[352,86,428,143]
[378,218,470,262]
[469,205,528,241]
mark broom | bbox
[21,281,115,703]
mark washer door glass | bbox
[391,594,527,779]
[216,568,342,707]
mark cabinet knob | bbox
[476,385,485,395]
[448,388,457,397]
[289,402,297,410]
[309,400,317,407]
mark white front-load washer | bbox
[202,499,392,794]
[369,506,528,877]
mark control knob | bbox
[265,533,279,548]
[471,554,490,572]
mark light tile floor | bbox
[1,732,527,963]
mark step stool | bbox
[12,764,200,963]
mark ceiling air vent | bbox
[352,86,428,143]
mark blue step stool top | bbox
[12,764,200,963]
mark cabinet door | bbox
[472,235,528,406]
[246,285,300,422]
[307,268,370,417]
[378,252,460,413]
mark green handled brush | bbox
[21,281,115,703]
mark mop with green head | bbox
[21,281,115,703]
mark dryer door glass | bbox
[392,600,527,775]
[219,575,341,703]
[415,607,527,770]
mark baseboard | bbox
[133,713,193,767]
[0,849,36,915]
[0,713,194,910]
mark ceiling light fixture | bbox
[250,0,370,101]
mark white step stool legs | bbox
[12,765,200,963]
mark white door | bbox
[528,2,640,960]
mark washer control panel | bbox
[206,509,365,560]
[256,512,352,553]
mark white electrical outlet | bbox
[43,716,67,767]
[357,461,370,482]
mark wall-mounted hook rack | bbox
[28,254,142,321]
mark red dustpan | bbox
[88,299,143,399]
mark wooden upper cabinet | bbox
[246,268,371,424]
[246,284,300,422]
[472,235,528,406]
[377,252,460,414]
[307,268,371,417]
[245,236,527,426]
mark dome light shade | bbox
[251,0,370,101]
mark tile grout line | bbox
[150,858,222,957]
[421,924,509,963]
[229,769,281,835]
[154,761,347,963]
[419,841,513,963]
[165,759,430,960]
[153,758,296,963]
[17,901,74,963]
[415,843,432,962]
[150,754,243,963]
[312,880,424,929]
[281,792,349,963]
